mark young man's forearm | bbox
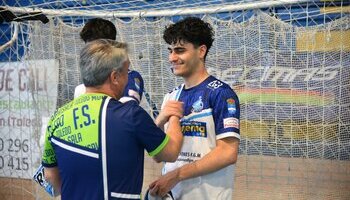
[176,137,239,181]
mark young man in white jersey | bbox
[149,17,241,199]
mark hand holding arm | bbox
[155,100,183,130]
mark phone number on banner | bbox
[0,138,30,174]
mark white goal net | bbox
[1,0,349,199]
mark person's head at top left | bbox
[77,18,144,103]
[80,18,117,43]
[79,39,129,99]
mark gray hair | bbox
[79,39,128,87]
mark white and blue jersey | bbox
[162,76,240,199]
[42,93,168,200]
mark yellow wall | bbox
[296,30,350,52]
[241,120,338,140]
[320,6,350,14]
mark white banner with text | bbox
[0,60,58,179]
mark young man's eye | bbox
[174,49,185,54]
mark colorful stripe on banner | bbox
[236,87,334,106]
[240,120,338,141]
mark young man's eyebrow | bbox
[168,47,185,51]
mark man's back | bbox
[42,93,168,199]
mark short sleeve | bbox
[212,87,240,140]
[132,107,169,156]
[41,118,58,167]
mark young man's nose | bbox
[169,51,179,62]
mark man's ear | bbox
[199,45,207,59]
[109,70,119,84]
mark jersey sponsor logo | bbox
[177,151,202,163]
[207,80,223,90]
[179,151,201,158]
[191,96,204,113]
[223,117,239,129]
[226,98,236,115]
[181,121,207,137]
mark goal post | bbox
[0,1,349,199]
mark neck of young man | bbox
[183,65,209,89]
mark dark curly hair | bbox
[80,18,117,43]
[163,17,214,59]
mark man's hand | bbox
[155,100,183,128]
[149,169,180,197]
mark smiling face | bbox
[168,41,207,79]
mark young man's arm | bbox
[149,137,239,197]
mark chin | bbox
[172,72,183,77]
[172,69,183,76]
